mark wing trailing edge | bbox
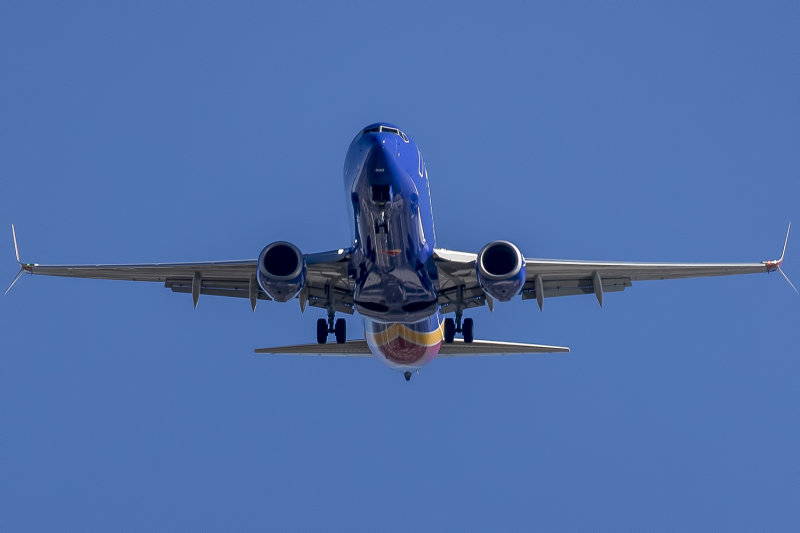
[254,340,372,356]
[437,339,569,355]
[254,339,569,356]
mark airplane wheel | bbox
[462,318,474,343]
[334,318,346,344]
[316,318,328,344]
[444,318,455,344]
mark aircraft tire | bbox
[444,318,456,344]
[334,318,346,344]
[316,318,328,344]
[462,318,474,343]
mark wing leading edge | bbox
[434,224,791,313]
[7,226,354,314]
[8,224,792,314]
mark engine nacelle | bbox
[476,241,526,302]
[257,241,306,302]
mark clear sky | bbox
[1,1,798,531]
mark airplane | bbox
[6,123,795,381]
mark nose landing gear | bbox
[403,371,412,382]
[374,211,389,234]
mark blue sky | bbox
[1,2,798,530]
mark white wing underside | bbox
[432,248,776,313]
[11,225,786,316]
[19,249,355,315]
[18,250,774,313]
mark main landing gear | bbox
[443,285,473,344]
[317,312,346,344]
[443,315,473,344]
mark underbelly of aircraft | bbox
[365,315,443,369]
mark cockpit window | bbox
[363,125,410,143]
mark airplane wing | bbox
[255,340,373,355]
[8,226,354,314]
[254,339,569,355]
[433,225,792,313]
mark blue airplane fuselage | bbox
[343,124,443,369]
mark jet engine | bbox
[476,240,526,302]
[257,241,306,302]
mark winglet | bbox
[777,221,790,266]
[12,223,20,264]
[5,224,36,295]
[764,222,797,293]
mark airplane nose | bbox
[364,139,392,185]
